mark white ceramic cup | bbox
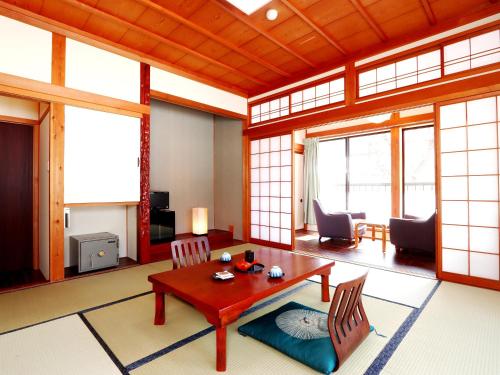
[220,252,231,262]
[269,265,283,278]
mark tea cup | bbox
[220,252,231,262]
[269,265,284,278]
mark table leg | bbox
[382,225,387,252]
[371,224,376,241]
[321,274,330,302]
[154,292,165,325]
[354,223,359,248]
[216,326,227,372]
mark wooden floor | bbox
[0,269,48,293]
[294,229,436,278]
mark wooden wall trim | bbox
[306,113,434,139]
[244,71,500,138]
[0,114,38,126]
[138,63,151,264]
[64,201,139,207]
[151,90,247,120]
[0,72,148,118]
[39,105,50,123]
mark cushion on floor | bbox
[238,301,337,374]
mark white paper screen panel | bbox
[439,95,500,282]
[64,106,140,204]
[66,39,140,103]
[250,134,293,246]
[0,16,51,82]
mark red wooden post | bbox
[154,291,166,325]
[321,273,330,302]
[138,63,151,264]
[216,326,227,371]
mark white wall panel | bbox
[0,96,39,120]
[150,67,247,116]
[64,106,140,204]
[0,15,51,82]
[66,39,140,103]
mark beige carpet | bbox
[308,260,437,308]
[0,315,121,375]
[131,282,412,375]
[381,281,500,375]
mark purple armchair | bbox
[389,213,436,256]
[313,199,366,243]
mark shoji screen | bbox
[250,134,293,248]
[438,95,500,285]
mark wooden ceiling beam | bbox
[280,0,347,55]
[65,0,267,86]
[210,0,317,68]
[134,0,291,78]
[349,0,388,42]
[419,0,437,26]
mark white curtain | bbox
[304,138,320,224]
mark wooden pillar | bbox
[391,127,402,218]
[242,133,250,242]
[49,34,66,281]
[345,62,357,107]
[138,62,151,264]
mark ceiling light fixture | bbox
[367,113,392,124]
[226,0,272,15]
[266,8,279,21]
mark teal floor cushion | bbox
[238,301,337,374]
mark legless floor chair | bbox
[170,236,211,270]
[238,273,371,374]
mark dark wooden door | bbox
[0,122,33,272]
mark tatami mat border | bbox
[363,281,442,375]
[0,290,152,336]
[79,312,129,375]
[125,281,312,371]
[307,278,419,310]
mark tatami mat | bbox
[381,282,500,375]
[84,293,211,366]
[0,243,260,334]
[308,261,437,308]
[0,315,121,375]
[131,282,412,375]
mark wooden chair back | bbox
[327,272,370,370]
[171,236,211,270]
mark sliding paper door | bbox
[250,134,293,249]
[438,94,500,288]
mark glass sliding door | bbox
[348,132,391,223]
[318,139,347,212]
[403,126,435,218]
[318,132,391,223]
[438,95,500,286]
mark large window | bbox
[403,126,435,218]
[319,132,391,223]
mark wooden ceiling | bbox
[2,0,498,96]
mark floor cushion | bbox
[238,301,337,374]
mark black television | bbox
[150,191,169,210]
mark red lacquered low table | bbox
[148,248,335,371]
